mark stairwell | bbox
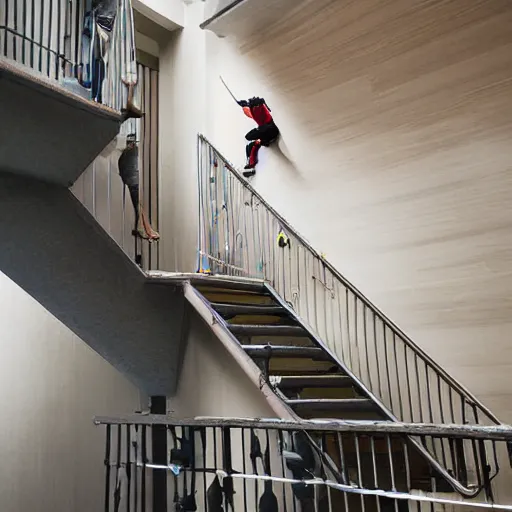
[2,0,512,510]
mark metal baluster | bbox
[404,344,413,423]
[336,433,350,511]
[126,424,131,512]
[241,429,248,512]
[355,434,365,512]
[387,435,399,512]
[471,405,484,493]
[13,0,18,61]
[22,0,27,63]
[370,435,378,491]
[201,427,208,512]
[345,288,353,371]
[3,0,9,56]
[383,324,393,411]
[55,0,61,77]
[424,364,438,461]
[141,425,146,512]
[278,431,288,512]
[403,439,411,493]
[363,306,372,391]
[222,427,233,512]
[116,425,122,512]
[134,425,138,512]
[425,363,434,423]
[323,264,329,346]
[105,424,112,512]
[47,0,52,75]
[437,375,448,470]
[373,313,383,399]
[335,282,345,361]
[414,354,424,423]
[354,296,362,378]
[393,333,404,420]
[30,0,35,66]
[313,258,320,337]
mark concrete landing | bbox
[0,173,183,395]
[0,57,122,187]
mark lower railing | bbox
[94,415,512,512]
[0,0,137,112]
[196,134,503,496]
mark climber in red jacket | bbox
[238,96,280,177]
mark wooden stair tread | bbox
[242,344,329,359]
[287,398,377,413]
[211,302,286,316]
[276,375,353,388]
[193,279,268,293]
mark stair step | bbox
[286,398,376,414]
[242,345,330,360]
[229,324,308,337]
[199,292,275,306]
[276,375,353,389]
[193,280,268,294]
[212,303,286,317]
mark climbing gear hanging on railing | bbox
[277,229,290,248]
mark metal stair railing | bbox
[196,133,503,496]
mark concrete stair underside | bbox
[0,57,121,187]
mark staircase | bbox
[199,279,383,421]
[184,275,487,500]
[191,135,505,501]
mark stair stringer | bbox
[0,172,184,395]
[183,280,295,420]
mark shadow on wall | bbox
[258,135,303,182]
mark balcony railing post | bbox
[150,396,167,512]
[104,423,111,512]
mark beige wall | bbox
[0,271,145,512]
[158,3,207,272]
[159,0,512,423]
[171,309,275,418]
[171,308,296,510]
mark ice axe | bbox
[220,75,239,104]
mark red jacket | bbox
[241,97,273,126]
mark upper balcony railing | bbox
[0,0,161,270]
[0,0,137,112]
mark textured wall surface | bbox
[208,0,512,422]
[0,271,145,512]
[162,0,512,422]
